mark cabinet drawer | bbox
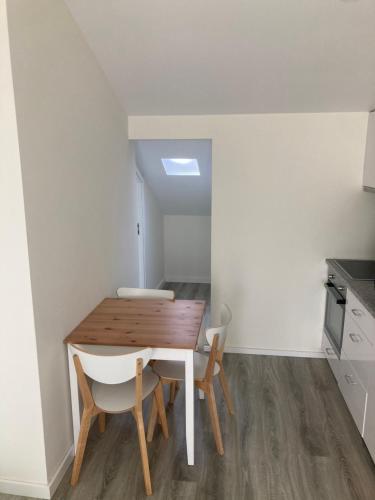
[342,315,375,390]
[322,333,341,382]
[339,352,367,436]
[346,290,375,345]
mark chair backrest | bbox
[205,303,232,354]
[116,287,175,301]
[69,344,152,385]
[205,325,227,354]
[204,333,220,382]
[220,303,232,327]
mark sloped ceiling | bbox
[65,0,375,115]
[135,140,211,215]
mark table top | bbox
[64,298,206,350]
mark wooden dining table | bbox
[64,297,206,466]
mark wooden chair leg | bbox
[71,409,92,486]
[133,409,152,496]
[169,381,177,405]
[147,395,158,442]
[218,364,234,415]
[206,383,224,456]
[98,412,106,433]
[154,382,169,439]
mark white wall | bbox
[164,216,211,283]
[129,113,375,355]
[144,181,165,288]
[0,2,47,493]
[6,0,137,491]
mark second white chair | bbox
[152,303,234,455]
[117,287,175,301]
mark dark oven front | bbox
[324,272,346,358]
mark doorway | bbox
[132,139,212,302]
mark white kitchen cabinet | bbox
[321,333,341,382]
[323,287,375,461]
[346,289,375,343]
[338,351,367,436]
[364,390,375,463]
[342,314,374,390]
[363,111,375,190]
[344,290,375,459]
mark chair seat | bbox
[153,352,220,382]
[92,366,159,413]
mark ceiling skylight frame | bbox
[161,158,200,176]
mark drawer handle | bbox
[344,374,357,385]
[325,347,335,355]
[349,333,363,343]
[351,308,363,317]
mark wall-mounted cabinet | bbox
[363,111,375,190]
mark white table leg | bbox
[185,349,194,465]
[198,389,205,400]
[68,346,80,453]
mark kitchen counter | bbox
[326,259,375,318]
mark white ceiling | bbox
[66,0,375,115]
[134,140,211,215]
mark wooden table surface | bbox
[64,298,206,350]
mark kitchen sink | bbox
[335,259,375,280]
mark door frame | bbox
[136,169,146,288]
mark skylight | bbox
[161,158,200,176]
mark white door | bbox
[136,171,146,287]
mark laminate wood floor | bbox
[3,283,375,500]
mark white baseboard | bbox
[204,345,324,358]
[48,445,74,497]
[165,276,211,284]
[0,445,74,499]
[0,478,50,499]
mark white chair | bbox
[152,304,234,455]
[117,287,175,301]
[69,344,168,496]
[116,287,175,372]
